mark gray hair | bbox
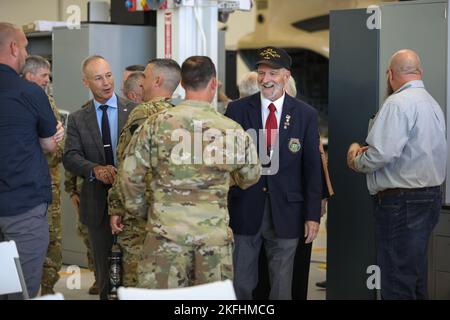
[22,55,51,76]
[238,71,259,98]
[285,76,297,97]
[148,58,181,93]
[81,55,106,75]
[123,71,144,96]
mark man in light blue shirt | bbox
[347,49,446,299]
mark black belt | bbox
[376,186,440,199]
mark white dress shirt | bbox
[261,93,285,129]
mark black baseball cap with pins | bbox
[255,46,292,70]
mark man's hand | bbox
[110,215,124,234]
[304,221,320,244]
[70,193,80,213]
[347,142,363,171]
[105,165,117,181]
[356,146,369,157]
[93,165,117,185]
[54,121,65,143]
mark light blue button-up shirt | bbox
[354,80,447,195]
[94,93,118,166]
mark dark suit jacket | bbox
[225,93,322,238]
[63,95,136,227]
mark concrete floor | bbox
[308,224,327,300]
[52,266,97,300]
[49,222,327,300]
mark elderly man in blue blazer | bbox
[225,47,322,300]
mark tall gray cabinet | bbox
[52,23,156,267]
[328,0,449,299]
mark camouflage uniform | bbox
[117,100,261,289]
[40,96,63,294]
[63,170,96,278]
[108,97,174,287]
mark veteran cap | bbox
[255,46,292,70]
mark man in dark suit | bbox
[225,47,322,300]
[63,55,135,300]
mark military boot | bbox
[88,281,99,295]
[40,286,55,296]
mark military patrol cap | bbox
[255,46,292,70]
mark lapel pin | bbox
[284,114,291,129]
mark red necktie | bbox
[265,103,277,152]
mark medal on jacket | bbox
[288,138,301,153]
[283,114,291,129]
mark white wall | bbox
[0,0,96,26]
[0,0,59,26]
[0,0,254,80]
[220,9,255,80]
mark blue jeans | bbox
[373,187,441,300]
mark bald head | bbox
[0,22,28,73]
[387,49,422,94]
[389,49,422,76]
[82,55,107,76]
[0,23,18,49]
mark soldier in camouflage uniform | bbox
[63,170,98,294]
[116,56,261,289]
[42,95,64,294]
[109,59,181,287]
[22,56,63,295]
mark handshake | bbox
[93,165,117,185]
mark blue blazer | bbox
[225,93,322,238]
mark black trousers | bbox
[87,212,113,300]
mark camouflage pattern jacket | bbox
[109,97,174,217]
[117,100,261,246]
[46,95,63,186]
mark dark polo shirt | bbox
[0,63,56,216]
